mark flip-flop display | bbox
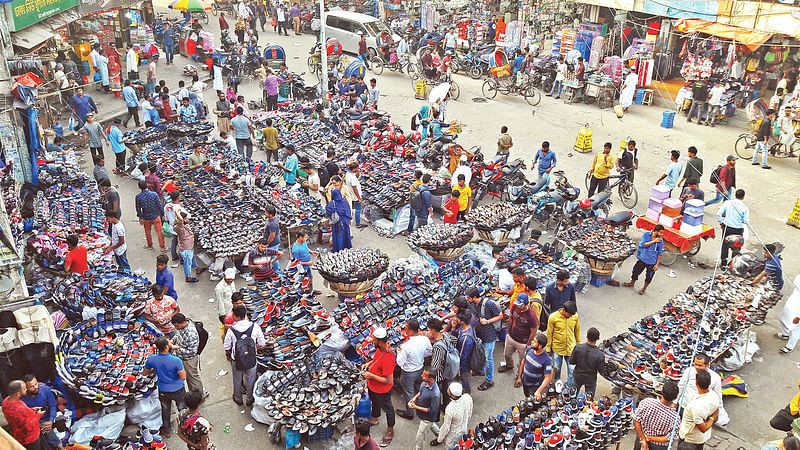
[467,203,531,231]
[315,248,390,284]
[557,218,636,263]
[600,274,781,395]
[408,223,474,251]
[491,240,591,292]
[26,228,112,271]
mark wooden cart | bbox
[636,216,716,266]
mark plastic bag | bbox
[69,407,126,444]
[126,390,163,430]
[68,116,75,131]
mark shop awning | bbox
[11,9,81,50]
[675,18,771,52]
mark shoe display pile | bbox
[315,248,390,284]
[26,227,112,271]
[32,267,150,323]
[246,183,326,228]
[166,121,214,138]
[487,240,591,293]
[332,257,489,359]
[33,146,105,230]
[250,109,361,159]
[408,223,474,251]
[122,124,168,145]
[57,319,160,406]
[466,203,531,231]
[557,218,636,263]
[464,385,634,450]
[600,274,781,395]
[240,269,335,371]
[256,354,363,435]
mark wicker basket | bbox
[585,256,619,276]
[328,279,379,297]
[425,246,465,262]
[475,229,511,247]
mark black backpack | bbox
[317,165,330,188]
[709,165,723,184]
[233,324,257,370]
[532,297,550,332]
[464,329,485,373]
[194,321,209,355]
[409,185,424,211]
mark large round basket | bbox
[585,255,620,276]
[475,229,511,247]
[425,246,465,262]
[328,279,379,298]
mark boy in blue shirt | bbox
[623,224,665,295]
[155,254,178,300]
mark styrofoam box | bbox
[684,199,705,216]
[648,198,664,212]
[662,198,682,209]
[645,208,661,221]
[661,206,682,218]
[682,212,703,227]
[680,223,704,236]
[658,214,679,228]
[651,185,671,200]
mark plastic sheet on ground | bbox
[717,330,760,372]
[125,390,162,431]
[69,407,126,445]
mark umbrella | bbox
[429,82,450,103]
[169,0,212,11]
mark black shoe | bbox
[497,365,513,373]
[762,165,772,169]
[752,162,759,165]
[232,396,244,406]
[246,398,254,406]
[396,409,414,420]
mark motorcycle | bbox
[287,73,319,102]
[728,238,784,278]
[471,158,529,207]
[463,45,495,79]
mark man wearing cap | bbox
[546,301,580,386]
[396,319,432,420]
[171,313,206,397]
[215,268,237,323]
[705,155,736,206]
[499,292,539,374]
[516,333,552,399]
[431,382,473,448]
[362,327,396,447]
[143,336,186,438]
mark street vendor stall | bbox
[636,216,715,266]
[557,217,636,286]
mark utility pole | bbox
[319,0,328,105]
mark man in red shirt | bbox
[362,327,396,447]
[2,380,44,449]
[64,234,89,275]
[223,292,245,333]
[443,190,460,224]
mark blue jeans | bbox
[146,81,155,96]
[115,252,131,273]
[754,140,769,166]
[359,53,370,68]
[705,186,732,206]
[550,80,563,98]
[164,41,174,63]
[171,235,179,260]
[269,244,281,272]
[552,353,572,386]
[180,249,198,278]
[406,211,428,233]
[484,340,496,383]
[353,201,362,226]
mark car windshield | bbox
[364,21,390,36]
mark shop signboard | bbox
[5,0,78,31]
[642,0,717,21]
[79,0,141,15]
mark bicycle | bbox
[584,169,638,208]
[481,71,541,106]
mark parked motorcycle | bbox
[287,73,319,102]
[728,238,784,278]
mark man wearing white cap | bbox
[215,268,237,323]
[451,156,471,188]
[431,381,473,448]
[362,328,396,447]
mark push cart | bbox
[636,216,716,266]
[584,81,616,108]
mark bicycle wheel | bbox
[307,56,318,74]
[211,3,218,16]
[618,181,638,208]
[734,134,756,160]
[449,80,460,100]
[482,79,498,99]
[202,11,209,25]
[524,86,541,106]
[371,58,384,75]
[770,143,791,158]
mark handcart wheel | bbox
[524,86,541,106]
[660,250,679,266]
[371,57,384,75]
[688,239,702,256]
[449,80,460,100]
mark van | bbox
[323,11,395,58]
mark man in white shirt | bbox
[103,210,131,274]
[223,305,266,406]
[705,82,727,127]
[678,370,719,448]
[238,0,251,20]
[677,353,729,426]
[345,162,366,228]
[215,268,237,322]
[396,319,432,420]
[451,156,472,188]
[548,55,567,99]
[125,43,139,81]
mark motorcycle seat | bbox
[589,191,611,209]
[605,211,634,227]
[529,177,548,194]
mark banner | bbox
[5,0,78,31]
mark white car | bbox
[323,10,398,58]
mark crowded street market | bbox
[1,0,800,448]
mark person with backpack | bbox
[705,155,736,206]
[143,336,186,438]
[402,173,433,236]
[516,333,552,399]
[452,311,477,394]
[426,318,458,414]
[498,293,539,374]
[171,313,207,398]
[545,270,576,312]
[223,305,265,406]
[361,327,396,447]
[524,276,549,332]
[465,287,502,392]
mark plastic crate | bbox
[661,111,676,129]
[651,185,671,200]
[648,198,664,212]
[645,208,661,221]
[683,212,704,227]
[684,199,705,216]
[308,426,334,443]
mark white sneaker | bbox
[171,261,180,268]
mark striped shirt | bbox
[430,335,454,382]
[634,397,678,440]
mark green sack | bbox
[162,221,174,238]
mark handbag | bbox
[329,211,340,225]
[162,221,174,238]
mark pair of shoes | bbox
[232,396,244,406]
[186,277,199,283]
[497,365,513,373]
[780,346,792,354]
[477,381,494,391]
[762,165,772,169]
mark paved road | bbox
[84,7,798,448]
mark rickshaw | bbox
[411,46,460,100]
[344,60,367,80]
[734,99,767,160]
[308,38,344,79]
[210,0,235,16]
[263,43,286,70]
[480,48,540,106]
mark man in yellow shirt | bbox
[588,142,616,197]
[453,174,472,221]
[261,118,279,163]
[546,301,580,386]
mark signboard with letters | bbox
[5,0,79,31]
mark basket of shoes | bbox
[408,223,473,261]
[557,217,637,264]
[315,248,390,289]
[466,203,530,232]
